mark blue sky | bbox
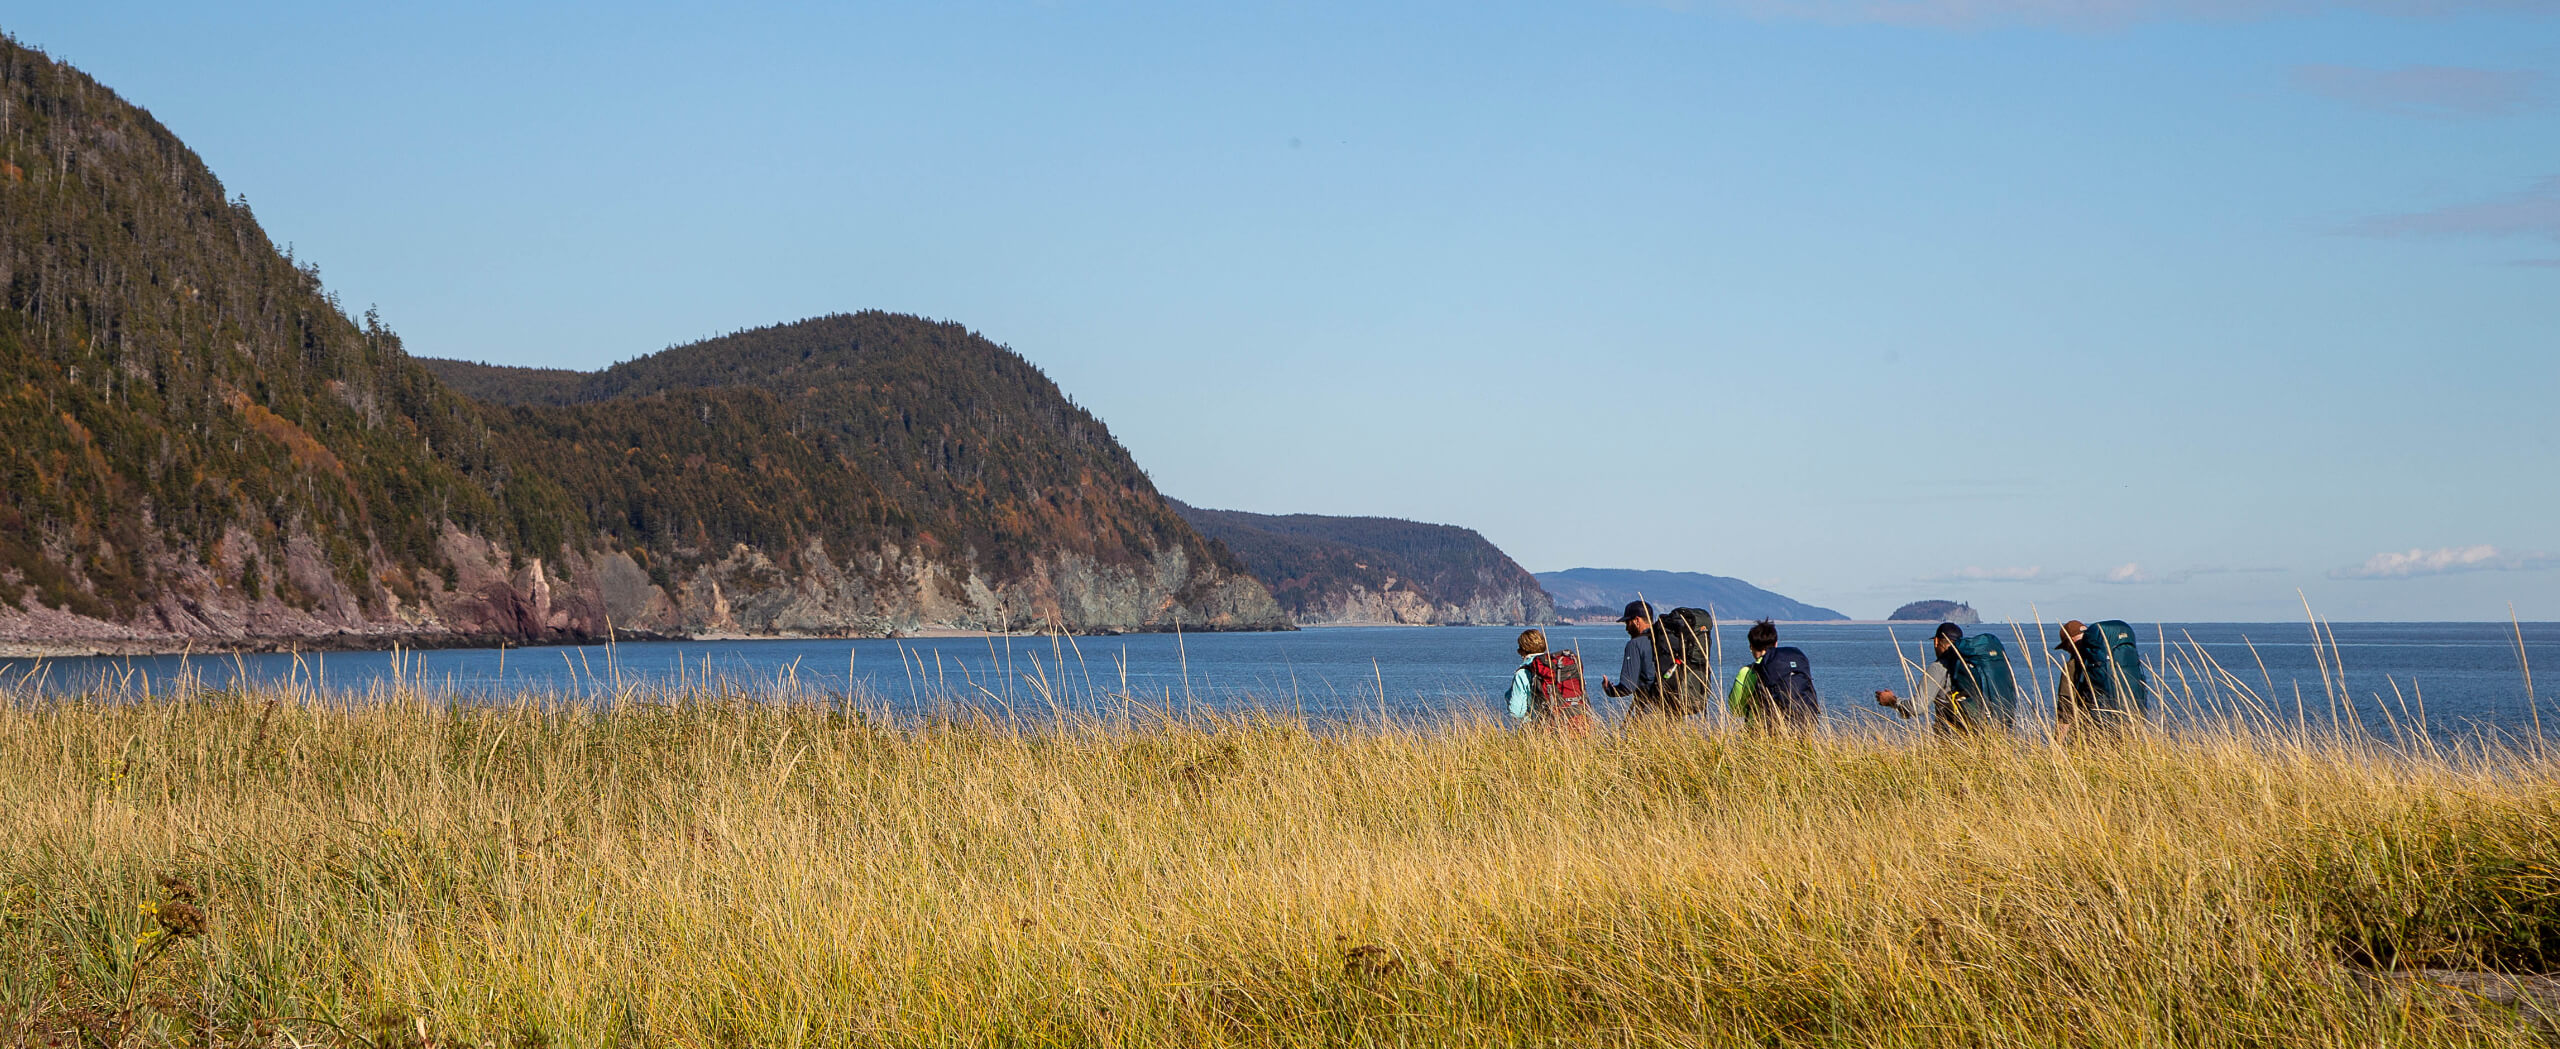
[11,1,2556,621]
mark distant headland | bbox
[1887,600,1981,625]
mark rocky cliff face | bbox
[1169,502,1555,627]
[0,518,1285,655]
[1276,582,1552,629]
[0,41,1286,652]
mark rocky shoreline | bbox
[0,524,1290,658]
[0,620,1283,660]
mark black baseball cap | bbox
[1619,601,1655,622]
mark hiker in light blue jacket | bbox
[1502,632,1538,726]
[1500,629,1592,733]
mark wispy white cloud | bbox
[2346,175,2560,244]
[1698,0,2558,28]
[2290,64,2544,117]
[1924,565,2046,583]
[2092,563,2284,585]
[2330,545,2556,579]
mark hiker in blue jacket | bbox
[1599,601,1660,709]
[1502,629,1593,733]
[1501,629,1552,726]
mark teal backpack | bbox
[1948,633,2020,724]
[2074,620,2150,715]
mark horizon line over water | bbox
[4,622,2550,746]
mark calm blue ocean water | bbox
[5,621,2553,742]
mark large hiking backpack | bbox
[1527,651,1590,726]
[1756,646,1822,722]
[1948,633,2020,724]
[1651,607,1715,712]
[2074,620,2150,715]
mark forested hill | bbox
[422,313,1193,590]
[0,37,1284,648]
[419,313,1285,634]
[417,359,583,405]
[0,35,531,644]
[1536,568,1847,623]
[1170,503,1555,626]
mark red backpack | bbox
[1528,651,1591,731]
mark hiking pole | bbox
[1556,634,1576,726]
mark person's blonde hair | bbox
[1517,629,1548,657]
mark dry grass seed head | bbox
[155,901,206,939]
[1343,943,1403,978]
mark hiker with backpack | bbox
[1603,601,1715,718]
[1503,629,1592,734]
[1873,622,2019,735]
[1599,601,1660,713]
[1730,619,1821,731]
[1652,605,1716,717]
[2054,618,2149,741]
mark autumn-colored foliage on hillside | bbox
[0,35,1259,635]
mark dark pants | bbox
[1628,680,1709,718]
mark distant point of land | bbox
[1538,568,1846,623]
[1888,600,1980,624]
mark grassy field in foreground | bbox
[3,692,2557,1048]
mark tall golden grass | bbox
[3,680,2555,1047]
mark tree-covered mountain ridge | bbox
[1169,502,1555,626]
[418,313,1288,638]
[0,37,1284,650]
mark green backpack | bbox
[1949,633,2020,725]
[2074,620,2150,715]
